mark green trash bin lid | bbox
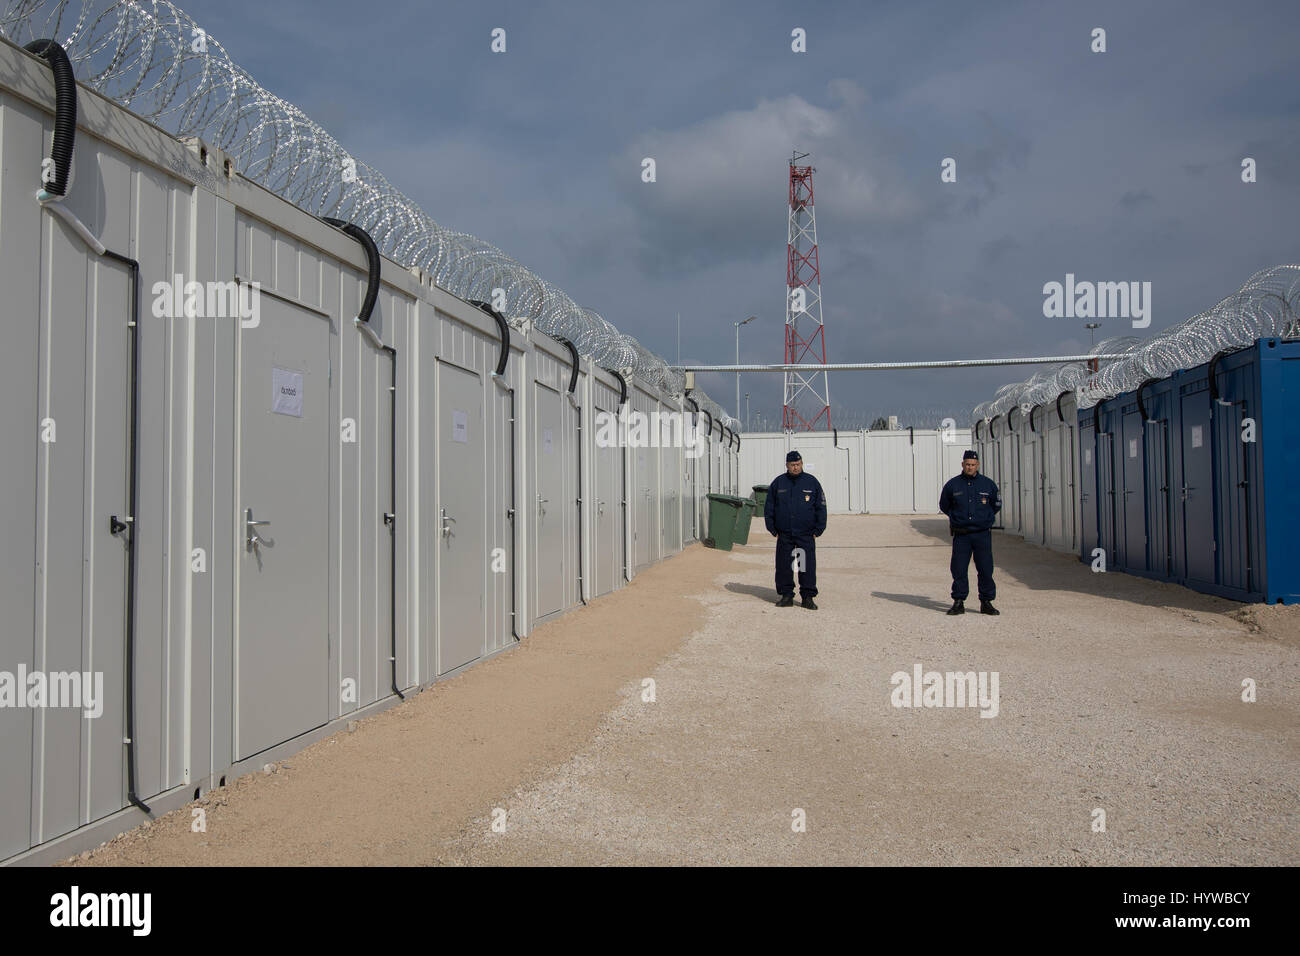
[752,484,768,492]
[706,493,746,506]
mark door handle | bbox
[440,508,456,536]
[245,507,271,551]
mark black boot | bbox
[980,600,1000,615]
[776,593,795,607]
[946,599,965,615]
[802,595,818,610]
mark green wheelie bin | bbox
[751,484,769,512]
[733,498,757,545]
[704,494,746,550]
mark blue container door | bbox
[1098,423,1118,570]
[1213,364,1257,595]
[1120,409,1147,572]
[1079,418,1098,561]
[1144,417,1173,578]
[1180,392,1215,587]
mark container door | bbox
[1121,410,1146,572]
[237,296,330,760]
[534,382,565,617]
[594,403,619,596]
[1098,428,1117,568]
[437,362,484,675]
[1180,394,1215,587]
[1145,419,1172,577]
[1020,438,1038,543]
[1080,425,1097,560]
[634,446,654,571]
[1215,398,1252,593]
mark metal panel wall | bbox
[738,430,970,515]
[1,38,755,863]
[1008,340,1295,604]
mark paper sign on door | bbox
[1129,439,1138,459]
[1085,448,1092,464]
[452,410,468,443]
[1191,425,1203,448]
[272,367,304,417]
[543,429,553,453]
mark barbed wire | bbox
[972,264,1300,424]
[0,0,696,400]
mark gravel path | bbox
[442,516,1299,865]
[70,516,1298,866]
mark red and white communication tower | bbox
[782,151,831,431]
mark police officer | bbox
[938,450,1001,615]
[764,450,827,608]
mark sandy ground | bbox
[69,516,1298,866]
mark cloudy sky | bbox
[183,0,1299,428]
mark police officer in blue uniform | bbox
[764,450,827,609]
[938,450,1001,615]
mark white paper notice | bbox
[1129,438,1138,459]
[1191,425,1203,448]
[272,367,304,417]
[1085,448,1092,465]
[543,428,553,453]
[452,410,468,443]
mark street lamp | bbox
[745,392,750,431]
[735,315,756,421]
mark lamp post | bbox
[1085,322,1101,375]
[745,392,750,431]
[735,315,756,421]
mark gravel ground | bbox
[68,515,1298,866]
[441,516,1299,865]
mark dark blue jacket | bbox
[939,471,1001,533]
[764,471,827,536]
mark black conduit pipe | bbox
[103,249,148,815]
[25,40,76,197]
[700,410,713,495]
[1207,349,1230,403]
[990,415,1000,440]
[471,300,522,637]
[326,218,404,700]
[28,39,149,815]
[721,426,730,491]
[554,337,586,604]
[1135,379,1158,422]
[469,300,512,377]
[1056,391,1068,424]
[603,368,631,582]
[324,219,380,324]
[684,396,699,539]
[1029,404,1041,433]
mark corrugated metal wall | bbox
[975,339,1297,605]
[0,40,738,863]
[739,430,971,514]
